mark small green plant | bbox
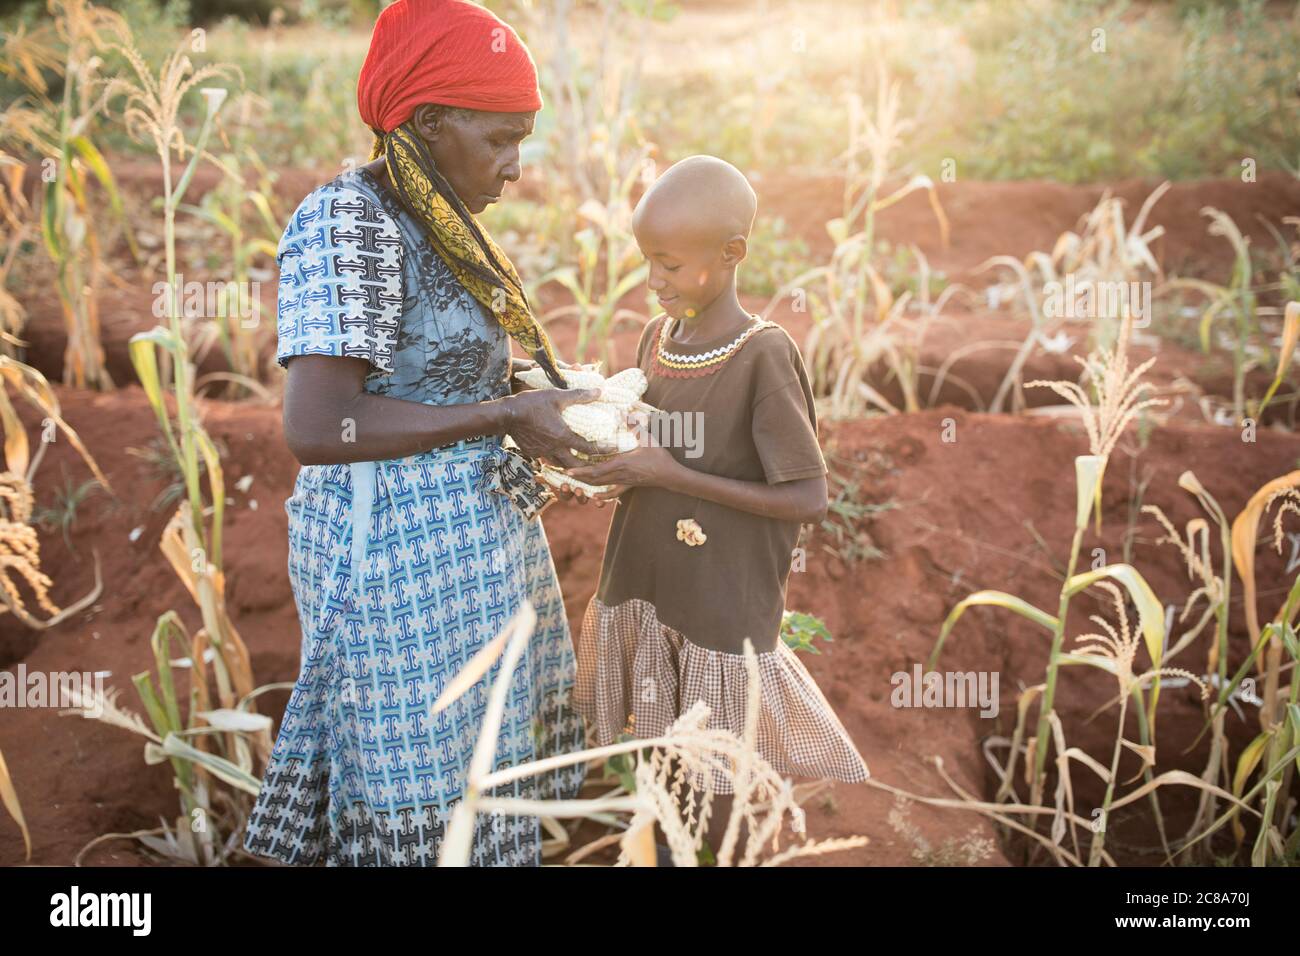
[780,611,833,655]
[819,476,893,563]
[125,435,188,513]
[33,470,106,552]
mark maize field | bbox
[0,0,1298,882]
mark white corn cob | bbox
[536,465,610,498]
[558,401,625,445]
[513,363,655,494]
[600,368,649,406]
[514,365,607,392]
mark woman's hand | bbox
[501,387,616,468]
[510,357,539,394]
[564,445,680,491]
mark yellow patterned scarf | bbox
[369,122,566,388]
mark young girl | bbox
[564,155,869,857]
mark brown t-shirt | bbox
[593,313,827,654]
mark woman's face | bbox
[415,105,535,215]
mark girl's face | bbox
[415,106,535,215]
[632,212,730,323]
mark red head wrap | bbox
[357,0,543,134]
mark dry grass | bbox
[0,0,138,389]
[0,355,108,628]
[0,347,112,861]
[435,603,869,867]
[914,314,1297,865]
[49,24,270,867]
[978,182,1169,414]
[761,56,952,418]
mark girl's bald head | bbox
[631,156,757,322]
[632,155,757,246]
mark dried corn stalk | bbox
[436,602,871,867]
[0,471,60,624]
[0,356,107,629]
[0,744,29,861]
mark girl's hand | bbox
[554,482,630,509]
[565,446,678,490]
[591,483,631,503]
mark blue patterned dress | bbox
[243,167,587,867]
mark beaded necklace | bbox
[652,315,775,378]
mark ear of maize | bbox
[559,401,625,444]
[536,465,611,498]
[513,364,657,494]
[515,365,608,392]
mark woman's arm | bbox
[283,354,609,467]
[564,445,828,524]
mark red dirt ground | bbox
[3,386,1295,866]
[2,162,1299,866]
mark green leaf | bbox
[246,189,281,241]
[41,177,61,261]
[608,263,649,303]
[160,734,262,796]
[68,135,135,260]
[781,611,833,654]
[1064,564,1166,722]
[928,591,1058,670]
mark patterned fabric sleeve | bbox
[275,184,404,374]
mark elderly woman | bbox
[243,0,605,867]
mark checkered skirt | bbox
[243,437,586,866]
[573,597,869,794]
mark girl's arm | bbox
[565,444,828,524]
[670,464,828,524]
[282,354,609,467]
